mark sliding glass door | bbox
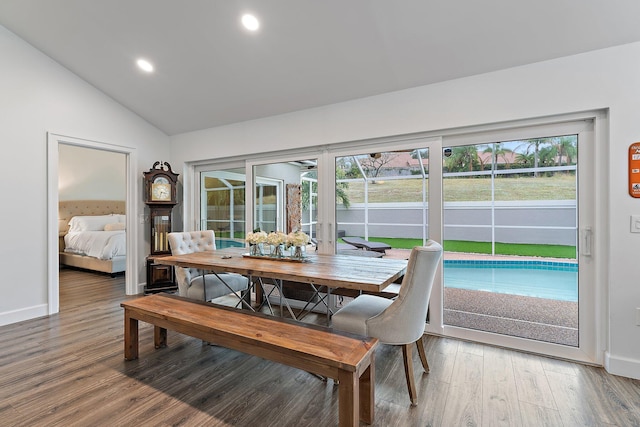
[442,137,579,346]
[191,113,599,364]
[436,119,596,363]
[198,167,247,249]
[250,158,318,237]
[333,148,432,255]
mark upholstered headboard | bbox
[58,200,126,236]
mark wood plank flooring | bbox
[0,268,638,426]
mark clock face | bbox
[151,177,172,201]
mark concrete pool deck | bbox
[381,249,579,347]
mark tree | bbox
[357,152,399,180]
[554,136,577,166]
[538,146,558,174]
[515,152,534,168]
[335,167,351,208]
[483,143,513,169]
[515,138,552,177]
[444,146,481,173]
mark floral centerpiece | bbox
[266,231,288,257]
[245,230,267,256]
[287,230,310,259]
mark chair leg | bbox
[401,343,418,406]
[416,335,430,373]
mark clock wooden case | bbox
[143,160,178,205]
[143,161,179,294]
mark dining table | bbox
[155,247,408,322]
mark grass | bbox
[350,237,576,259]
[339,174,577,258]
[343,174,576,203]
[443,240,576,259]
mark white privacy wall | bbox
[0,24,169,325]
[170,42,640,379]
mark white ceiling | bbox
[2,1,640,136]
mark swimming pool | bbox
[216,238,245,249]
[444,260,578,301]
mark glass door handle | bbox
[581,226,592,257]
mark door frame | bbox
[430,112,606,365]
[245,148,324,245]
[47,133,138,314]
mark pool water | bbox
[216,238,245,249]
[444,260,578,301]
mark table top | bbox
[155,248,407,293]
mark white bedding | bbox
[64,230,126,260]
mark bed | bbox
[58,200,127,275]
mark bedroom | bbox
[57,144,127,288]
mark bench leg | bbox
[124,311,138,360]
[338,354,375,426]
[154,326,167,348]
[338,369,358,427]
[360,354,375,424]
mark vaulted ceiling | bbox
[2,1,640,135]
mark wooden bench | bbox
[121,294,379,426]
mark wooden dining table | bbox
[156,247,407,291]
[155,247,408,321]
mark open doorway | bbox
[47,133,137,315]
[57,145,126,308]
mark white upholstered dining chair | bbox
[167,230,249,303]
[331,240,442,406]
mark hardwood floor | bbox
[1,269,639,426]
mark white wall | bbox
[58,144,126,201]
[0,24,170,325]
[170,42,640,379]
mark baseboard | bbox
[604,351,640,380]
[0,304,48,327]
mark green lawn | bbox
[343,174,576,203]
[339,174,576,258]
[353,237,576,259]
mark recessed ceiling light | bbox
[136,58,154,73]
[241,14,260,31]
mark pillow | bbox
[68,215,116,232]
[104,223,126,231]
[113,214,126,223]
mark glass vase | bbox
[291,245,305,259]
[250,243,264,256]
[271,243,285,258]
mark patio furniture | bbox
[337,242,358,251]
[331,240,442,406]
[338,249,383,258]
[342,236,391,253]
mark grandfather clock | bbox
[143,161,179,294]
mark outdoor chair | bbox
[341,236,391,253]
[331,240,442,406]
[167,230,249,304]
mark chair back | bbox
[366,240,442,345]
[167,230,217,296]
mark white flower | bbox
[246,230,267,244]
[266,231,287,246]
[287,231,310,247]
